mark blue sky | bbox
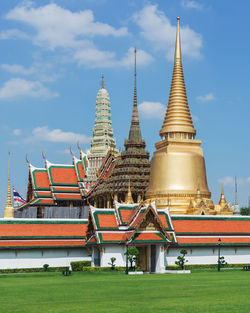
[0,0,249,216]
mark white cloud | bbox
[0,78,58,100]
[74,46,153,68]
[1,63,60,82]
[3,3,155,70]
[13,129,21,136]
[5,2,128,50]
[28,126,90,144]
[181,0,203,10]
[119,47,154,68]
[133,4,202,60]
[1,64,35,75]
[196,93,215,102]
[0,29,28,40]
[218,176,250,186]
[218,176,234,187]
[138,101,166,119]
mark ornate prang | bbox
[88,46,150,207]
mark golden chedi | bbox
[146,17,232,215]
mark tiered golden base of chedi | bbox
[146,17,232,215]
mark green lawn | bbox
[0,270,249,313]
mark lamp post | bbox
[125,243,128,275]
[217,238,221,272]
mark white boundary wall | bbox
[166,246,250,265]
[0,248,91,269]
[100,246,126,267]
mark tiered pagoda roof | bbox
[89,48,150,203]
[86,202,176,245]
[23,148,89,207]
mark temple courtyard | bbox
[0,270,249,312]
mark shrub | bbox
[0,266,69,274]
[108,257,116,270]
[81,266,140,272]
[165,263,250,270]
[124,247,139,270]
[43,264,49,271]
[70,261,91,271]
[175,249,188,270]
[240,207,249,216]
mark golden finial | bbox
[160,16,196,138]
[77,141,83,159]
[42,151,46,160]
[4,152,14,218]
[69,145,74,157]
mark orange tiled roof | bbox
[97,214,118,229]
[33,171,50,189]
[0,222,87,238]
[172,218,250,234]
[49,167,78,185]
[0,240,85,248]
[119,209,136,224]
[132,232,168,242]
[177,236,250,245]
[98,232,128,243]
[54,193,82,200]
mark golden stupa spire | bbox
[219,184,227,206]
[127,178,133,204]
[160,17,196,138]
[4,152,14,218]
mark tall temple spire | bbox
[101,74,104,89]
[235,176,238,206]
[128,47,142,143]
[160,17,196,138]
[4,152,14,218]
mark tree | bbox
[175,249,188,270]
[240,207,249,216]
[124,247,139,270]
[108,257,116,270]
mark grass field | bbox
[0,270,249,313]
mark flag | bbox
[13,188,26,207]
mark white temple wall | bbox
[166,246,250,265]
[0,248,91,269]
[101,246,126,267]
[155,245,165,273]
